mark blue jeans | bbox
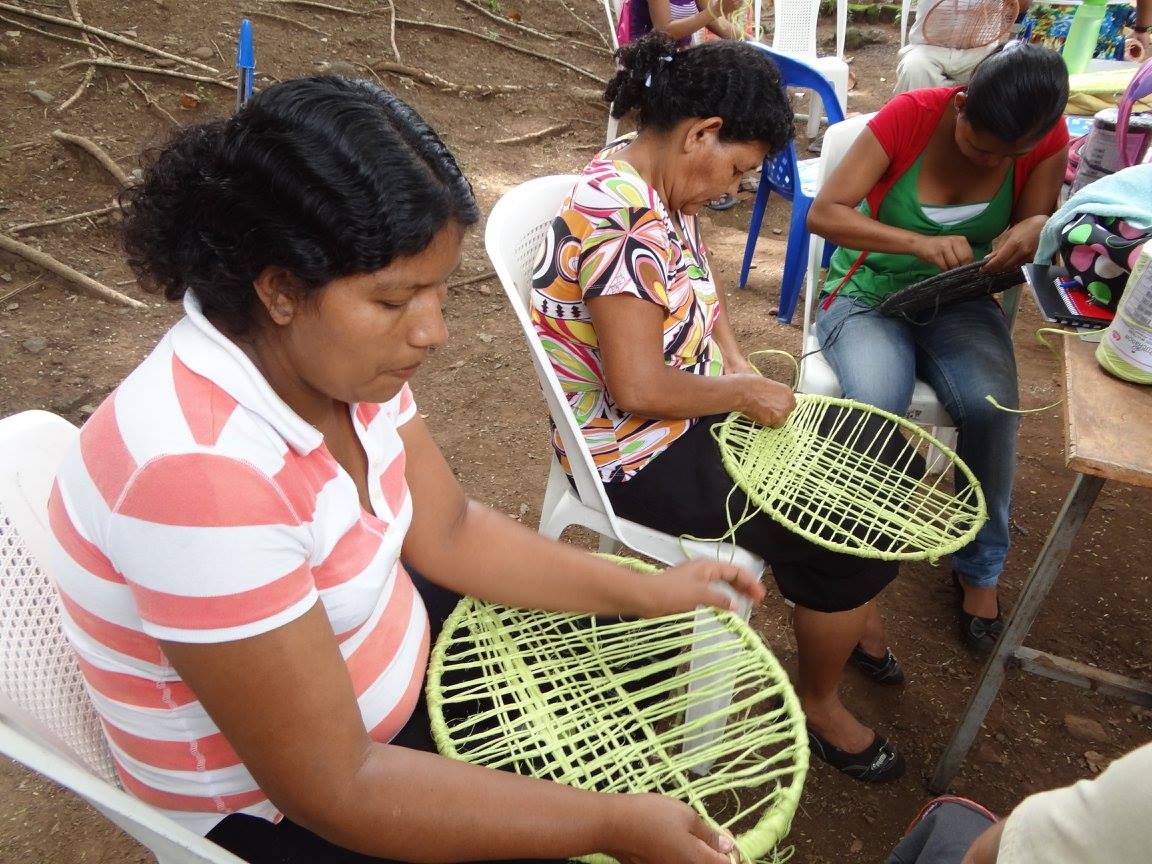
[816,295,1019,587]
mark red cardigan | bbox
[864,86,1069,219]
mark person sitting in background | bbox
[534,32,909,785]
[895,0,1015,93]
[807,44,1069,655]
[49,74,765,864]
[621,0,749,46]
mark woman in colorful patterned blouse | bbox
[48,76,766,864]
[533,34,909,784]
[808,44,1068,655]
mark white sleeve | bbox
[997,742,1152,864]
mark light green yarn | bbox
[426,557,808,864]
[712,394,987,563]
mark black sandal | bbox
[848,646,906,685]
[807,727,906,783]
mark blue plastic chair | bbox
[739,45,846,324]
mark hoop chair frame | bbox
[0,409,243,864]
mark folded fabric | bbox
[1035,163,1152,263]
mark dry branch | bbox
[455,0,555,41]
[51,129,130,186]
[0,13,102,50]
[9,203,119,234]
[448,270,495,289]
[256,0,369,14]
[384,0,400,62]
[245,8,330,35]
[0,234,145,308]
[370,60,522,96]
[125,74,181,127]
[59,57,236,90]
[561,1,611,50]
[0,2,220,72]
[0,276,42,306]
[57,0,98,113]
[396,18,607,85]
[494,123,569,145]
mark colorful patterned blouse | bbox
[531,148,724,484]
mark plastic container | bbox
[1062,0,1109,74]
[1096,240,1152,383]
[1070,108,1152,193]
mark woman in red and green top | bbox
[808,43,1069,655]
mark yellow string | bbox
[984,327,1109,415]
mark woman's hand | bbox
[733,374,796,428]
[724,355,757,376]
[982,215,1046,273]
[611,794,737,864]
[638,559,765,616]
[960,820,1004,864]
[915,234,974,271]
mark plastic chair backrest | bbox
[0,410,117,783]
[802,113,874,333]
[901,0,915,45]
[602,0,623,49]
[0,409,244,864]
[761,0,846,58]
[1117,57,1152,168]
[484,176,629,538]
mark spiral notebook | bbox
[1023,264,1115,328]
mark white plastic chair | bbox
[755,0,849,138]
[798,115,1022,455]
[0,409,243,864]
[901,0,916,46]
[602,0,623,144]
[486,176,766,771]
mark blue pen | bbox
[236,18,254,112]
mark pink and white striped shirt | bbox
[49,292,429,834]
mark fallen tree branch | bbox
[9,203,119,234]
[0,12,103,50]
[51,129,130,186]
[0,234,145,308]
[57,0,98,113]
[494,123,569,145]
[0,2,221,73]
[370,60,523,96]
[245,8,330,35]
[59,57,236,90]
[256,0,369,14]
[384,0,400,62]
[561,1,611,51]
[448,269,495,289]
[396,18,607,85]
[125,74,181,127]
[455,0,555,41]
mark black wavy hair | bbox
[963,43,1069,142]
[604,32,793,154]
[121,76,479,335]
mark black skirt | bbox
[604,414,899,613]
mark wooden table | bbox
[930,335,1152,791]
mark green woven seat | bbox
[713,394,987,562]
[426,561,808,864]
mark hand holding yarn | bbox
[610,794,739,864]
[734,374,796,428]
[641,558,765,615]
[982,214,1046,273]
[916,234,974,271]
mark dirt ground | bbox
[2,2,1151,862]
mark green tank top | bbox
[823,154,1015,307]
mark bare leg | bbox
[856,600,888,658]
[961,583,999,619]
[793,604,874,753]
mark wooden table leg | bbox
[928,472,1106,793]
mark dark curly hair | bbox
[963,43,1069,142]
[604,32,793,154]
[120,76,479,335]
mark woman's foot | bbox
[706,193,738,211]
[848,645,906,685]
[953,572,1003,654]
[806,726,906,783]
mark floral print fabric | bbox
[531,152,723,483]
